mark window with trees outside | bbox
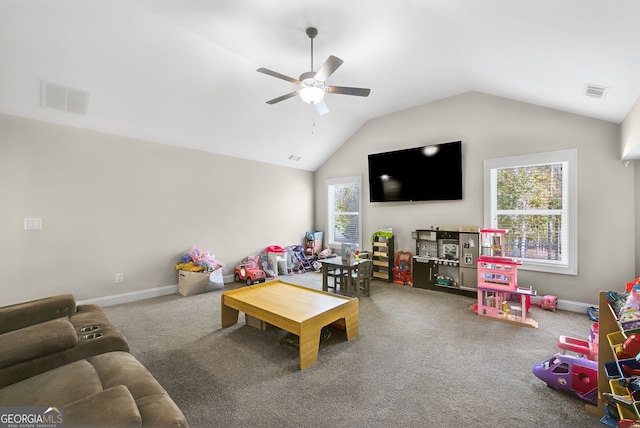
[483,149,577,275]
[326,176,361,248]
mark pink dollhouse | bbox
[474,229,538,328]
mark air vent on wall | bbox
[41,80,90,115]
[584,83,608,99]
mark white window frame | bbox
[483,149,577,275]
[326,176,362,249]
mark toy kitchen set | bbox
[412,227,480,297]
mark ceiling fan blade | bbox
[315,100,329,115]
[327,86,371,97]
[266,91,299,104]
[314,55,344,82]
[257,68,300,84]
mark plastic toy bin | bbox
[477,256,521,293]
[605,361,622,379]
[305,231,323,241]
[608,330,627,349]
[608,380,638,420]
[618,358,640,378]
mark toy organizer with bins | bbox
[590,291,640,423]
[474,229,538,328]
[304,230,324,256]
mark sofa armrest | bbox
[0,294,76,334]
[64,385,142,428]
[0,318,78,369]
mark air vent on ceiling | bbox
[41,80,90,115]
[584,83,608,99]
[288,155,301,162]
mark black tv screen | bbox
[368,141,462,202]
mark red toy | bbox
[234,256,266,286]
[616,334,640,360]
[557,335,598,361]
[392,251,412,285]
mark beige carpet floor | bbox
[103,272,603,427]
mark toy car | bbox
[234,256,266,286]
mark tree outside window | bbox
[326,176,361,247]
[484,150,577,275]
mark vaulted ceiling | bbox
[1,0,639,171]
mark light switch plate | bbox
[24,218,42,230]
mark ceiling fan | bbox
[257,27,370,115]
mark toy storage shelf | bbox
[372,234,394,282]
[588,291,633,419]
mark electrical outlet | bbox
[115,273,124,283]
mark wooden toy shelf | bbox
[372,234,394,282]
[586,291,628,418]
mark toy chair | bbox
[351,260,372,297]
[325,267,348,295]
[267,245,288,276]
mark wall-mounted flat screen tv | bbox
[368,141,462,202]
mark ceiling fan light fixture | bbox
[257,27,369,110]
[299,86,325,104]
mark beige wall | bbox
[1,114,314,305]
[623,96,640,275]
[636,160,640,276]
[315,91,634,305]
[622,96,640,159]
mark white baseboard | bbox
[77,284,179,307]
[78,278,594,314]
[77,275,236,307]
[530,295,593,314]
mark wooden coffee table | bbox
[221,280,359,370]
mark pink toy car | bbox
[234,257,266,286]
[535,294,558,311]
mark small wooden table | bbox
[221,280,359,370]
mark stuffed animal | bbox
[177,247,225,273]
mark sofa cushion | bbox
[65,385,142,428]
[0,294,75,334]
[0,301,130,389]
[0,351,188,428]
[0,318,77,369]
